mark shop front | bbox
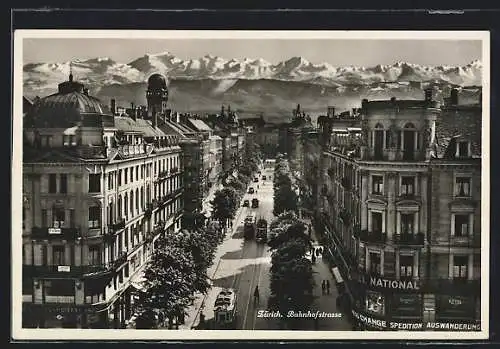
[351,273,481,331]
[23,304,95,328]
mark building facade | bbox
[22,73,184,329]
[316,89,481,331]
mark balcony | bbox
[23,264,113,278]
[356,230,387,244]
[108,218,126,233]
[30,227,79,240]
[393,233,425,246]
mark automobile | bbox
[242,199,249,207]
[248,187,255,194]
[251,198,259,208]
[253,177,259,183]
[262,175,267,180]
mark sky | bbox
[23,38,482,67]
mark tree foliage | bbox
[211,187,239,222]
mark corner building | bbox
[22,73,184,328]
[317,89,481,331]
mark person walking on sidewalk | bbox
[325,279,331,295]
[321,280,326,295]
[253,286,260,304]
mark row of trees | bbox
[267,211,315,327]
[134,217,223,329]
[273,155,298,216]
[211,142,262,225]
[268,156,315,328]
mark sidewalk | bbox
[301,218,353,331]
[179,194,247,330]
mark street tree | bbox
[136,237,197,327]
[268,221,309,250]
[273,183,298,216]
[211,187,239,224]
[268,239,315,314]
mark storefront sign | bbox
[351,309,481,331]
[48,228,61,235]
[369,276,420,290]
[57,265,71,272]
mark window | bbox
[44,279,74,297]
[366,290,385,316]
[130,192,134,216]
[63,135,70,146]
[69,209,75,228]
[401,176,415,195]
[88,206,100,228]
[124,169,128,184]
[372,176,383,194]
[88,174,101,193]
[60,174,68,194]
[108,172,113,190]
[453,255,468,279]
[401,213,414,235]
[48,174,57,193]
[52,246,65,265]
[52,208,65,228]
[136,166,139,181]
[118,170,122,186]
[458,141,469,157]
[371,212,383,233]
[369,252,381,274]
[400,255,414,277]
[454,214,469,237]
[130,167,134,183]
[456,177,471,197]
[88,245,101,265]
[41,209,48,227]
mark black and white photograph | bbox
[12,30,490,340]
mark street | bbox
[189,163,352,331]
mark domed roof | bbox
[148,73,168,90]
[38,92,105,114]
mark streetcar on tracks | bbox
[214,288,237,329]
[243,213,257,240]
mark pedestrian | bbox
[311,253,316,264]
[315,248,321,257]
[321,280,326,295]
[326,279,331,295]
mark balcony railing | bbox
[23,263,115,278]
[30,227,79,240]
[356,230,387,244]
[393,232,425,246]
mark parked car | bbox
[248,187,255,194]
[253,177,259,183]
[251,198,259,208]
[262,175,267,180]
[243,199,249,207]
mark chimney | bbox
[111,99,116,115]
[131,102,135,110]
[450,88,459,106]
[131,108,137,121]
[424,88,433,102]
[135,108,141,120]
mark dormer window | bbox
[456,141,471,158]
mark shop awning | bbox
[332,267,344,284]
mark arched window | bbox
[404,122,416,129]
[375,123,384,129]
[141,187,144,209]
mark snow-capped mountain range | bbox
[24,51,482,93]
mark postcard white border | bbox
[12,30,490,341]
